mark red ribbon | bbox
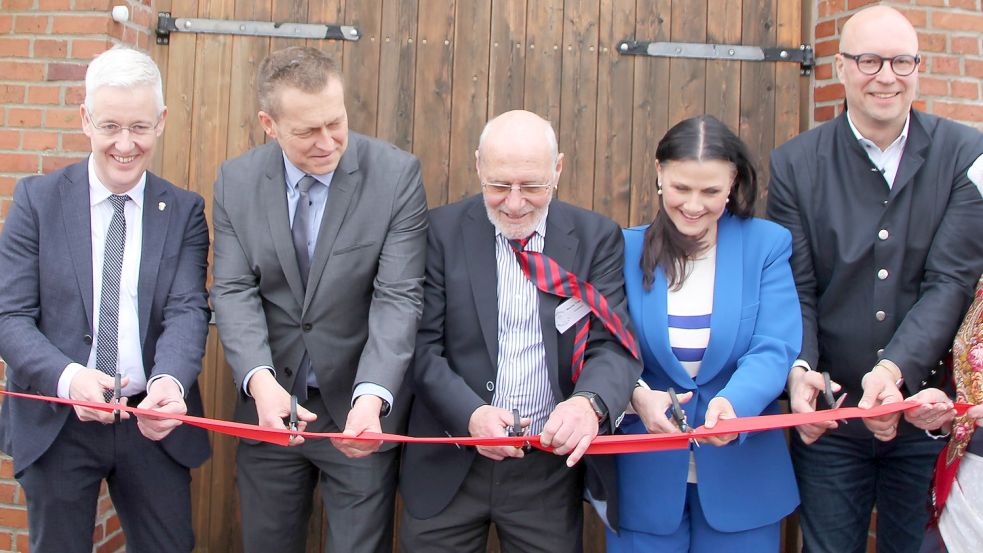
[0,390,971,454]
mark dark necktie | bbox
[508,236,639,382]
[292,175,318,287]
[95,194,129,401]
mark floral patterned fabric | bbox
[947,276,983,463]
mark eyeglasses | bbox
[481,181,553,198]
[840,52,921,76]
[86,112,161,137]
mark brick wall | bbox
[0,1,154,551]
[813,0,983,129]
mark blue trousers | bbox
[606,483,779,553]
[792,430,943,553]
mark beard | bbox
[485,199,551,240]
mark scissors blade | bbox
[113,372,121,424]
[509,408,524,438]
[289,395,298,432]
[668,387,691,433]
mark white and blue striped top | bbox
[667,247,715,378]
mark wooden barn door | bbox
[148,1,807,551]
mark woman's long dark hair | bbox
[641,115,757,290]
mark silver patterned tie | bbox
[292,175,318,287]
[95,194,129,401]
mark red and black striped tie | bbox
[508,236,639,382]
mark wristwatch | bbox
[571,391,608,423]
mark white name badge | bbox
[555,297,591,334]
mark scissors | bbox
[508,408,532,451]
[288,395,299,433]
[668,387,699,447]
[113,372,122,424]
[821,371,848,424]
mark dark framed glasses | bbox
[840,52,920,76]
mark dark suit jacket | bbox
[211,133,428,437]
[767,110,983,436]
[400,195,641,528]
[0,159,211,474]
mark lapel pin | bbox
[158,202,166,211]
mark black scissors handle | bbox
[668,387,690,434]
[508,408,524,438]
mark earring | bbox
[657,181,663,195]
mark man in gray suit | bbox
[211,46,428,553]
[0,46,211,552]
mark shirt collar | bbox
[282,153,334,190]
[87,154,146,208]
[846,111,910,153]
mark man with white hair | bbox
[0,46,210,552]
[767,5,983,552]
[399,110,640,552]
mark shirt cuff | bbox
[792,359,813,372]
[57,362,86,399]
[243,366,275,397]
[352,382,394,417]
[147,374,185,397]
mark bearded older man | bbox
[398,110,641,553]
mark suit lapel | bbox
[697,214,741,384]
[463,200,500,369]
[263,147,306,307]
[890,112,928,199]
[541,207,577,391]
[137,174,171,347]
[304,141,358,312]
[61,162,94,331]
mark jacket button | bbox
[875,310,886,321]
[877,269,889,280]
[284,367,293,376]
[83,334,93,345]
[876,348,884,357]
[878,229,889,240]
[486,381,495,392]
[302,323,312,332]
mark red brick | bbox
[0,482,19,503]
[951,36,980,56]
[52,15,111,35]
[38,0,73,8]
[0,61,45,82]
[967,59,983,79]
[895,8,928,28]
[951,80,979,100]
[912,99,927,113]
[0,85,25,104]
[0,506,27,527]
[815,62,833,80]
[816,20,837,39]
[814,104,837,122]
[13,15,48,34]
[815,38,839,58]
[6,0,36,9]
[0,154,39,174]
[931,55,962,75]
[15,532,28,553]
[22,130,59,151]
[914,0,946,6]
[0,531,12,551]
[0,15,13,34]
[917,32,946,53]
[65,85,85,105]
[75,0,113,9]
[932,11,983,32]
[935,101,983,122]
[47,62,87,82]
[948,0,978,8]
[815,83,845,102]
[0,130,20,150]
[847,0,879,9]
[28,85,61,105]
[92,521,105,542]
[0,459,14,479]
[132,5,153,28]
[7,108,43,127]
[34,38,68,58]
[64,132,92,153]
[919,76,949,96]
[72,38,111,60]
[42,155,85,173]
[0,38,31,57]
[45,107,81,130]
[95,528,126,553]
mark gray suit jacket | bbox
[400,195,641,527]
[0,159,212,473]
[211,133,428,436]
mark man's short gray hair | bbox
[84,45,164,115]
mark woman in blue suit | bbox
[607,115,802,552]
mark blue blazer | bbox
[617,214,801,534]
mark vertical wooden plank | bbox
[487,0,527,118]
[307,0,345,62]
[593,0,635,226]
[557,0,599,210]
[412,0,455,207]
[226,2,272,160]
[270,0,311,52]
[739,0,777,214]
[447,1,491,203]
[158,0,199,190]
[342,0,383,136]
[524,2,563,125]
[628,0,671,227]
[773,0,802,163]
[667,0,707,126]
[705,0,742,131]
[377,0,418,151]
[149,0,173,176]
